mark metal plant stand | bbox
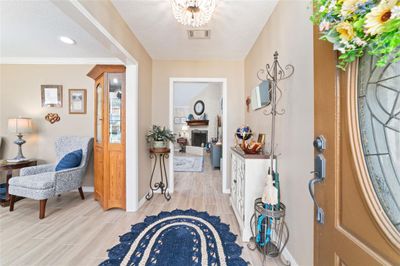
[248,51,294,265]
[146,148,171,201]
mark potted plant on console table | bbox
[146,125,175,151]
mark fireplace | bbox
[191,130,208,147]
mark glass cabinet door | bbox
[108,73,123,144]
[96,83,103,143]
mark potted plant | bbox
[146,125,175,149]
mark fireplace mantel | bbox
[186,120,209,127]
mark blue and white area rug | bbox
[174,156,204,172]
[100,209,247,266]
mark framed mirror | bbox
[194,100,205,116]
[251,80,270,111]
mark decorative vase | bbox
[153,140,167,149]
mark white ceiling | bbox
[112,0,278,60]
[0,1,115,58]
[174,82,222,106]
[0,0,278,61]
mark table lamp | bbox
[8,117,32,161]
[181,125,189,138]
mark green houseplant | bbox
[146,125,175,149]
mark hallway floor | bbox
[0,155,280,265]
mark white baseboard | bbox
[137,195,147,210]
[282,247,299,266]
[151,188,174,194]
[82,186,94,192]
[223,188,230,194]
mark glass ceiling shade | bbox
[170,0,216,27]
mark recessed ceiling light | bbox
[112,78,119,84]
[59,36,76,45]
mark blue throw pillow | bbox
[55,149,83,172]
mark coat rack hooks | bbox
[257,51,295,173]
[250,51,294,266]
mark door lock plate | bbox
[317,207,325,224]
[314,154,326,180]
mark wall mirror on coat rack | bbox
[251,80,271,111]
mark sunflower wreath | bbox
[312,0,400,69]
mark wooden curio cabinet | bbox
[87,65,126,210]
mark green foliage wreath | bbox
[312,0,400,69]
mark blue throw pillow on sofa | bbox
[55,149,83,171]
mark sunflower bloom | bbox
[365,0,397,35]
[391,5,400,18]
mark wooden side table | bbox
[146,148,171,201]
[0,159,37,207]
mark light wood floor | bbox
[0,154,279,266]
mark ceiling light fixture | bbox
[170,0,216,28]
[59,36,76,45]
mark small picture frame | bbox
[69,89,87,114]
[174,117,182,124]
[257,133,266,145]
[41,85,63,107]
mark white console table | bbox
[230,147,275,242]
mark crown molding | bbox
[0,57,123,65]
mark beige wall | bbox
[152,60,245,189]
[78,0,153,201]
[0,64,94,186]
[245,1,314,265]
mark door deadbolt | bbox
[313,135,326,152]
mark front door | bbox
[313,27,400,265]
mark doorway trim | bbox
[169,77,229,194]
[55,0,140,211]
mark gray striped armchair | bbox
[9,136,93,219]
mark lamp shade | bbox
[8,117,32,134]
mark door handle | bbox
[309,153,326,224]
[310,137,327,224]
[308,171,325,224]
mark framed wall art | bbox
[174,117,187,124]
[41,85,63,107]
[69,89,87,114]
[174,117,181,124]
